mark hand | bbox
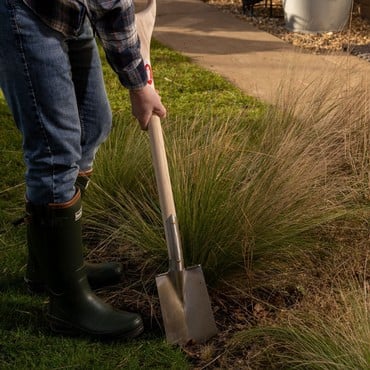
[129,84,166,130]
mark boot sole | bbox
[47,314,145,340]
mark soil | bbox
[98,240,367,369]
[203,0,370,54]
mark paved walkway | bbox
[153,0,370,104]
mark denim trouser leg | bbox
[68,23,112,173]
[0,0,112,204]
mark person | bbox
[0,0,166,339]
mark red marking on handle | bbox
[145,63,153,85]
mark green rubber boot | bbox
[26,189,144,339]
[25,170,123,293]
[25,259,123,293]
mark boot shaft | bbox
[26,170,89,289]
[26,189,84,293]
[75,169,93,196]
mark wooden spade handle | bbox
[148,116,184,271]
[136,0,177,226]
[136,0,184,269]
[148,115,176,221]
[135,0,156,64]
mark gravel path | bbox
[204,0,370,54]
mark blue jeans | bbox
[0,0,112,204]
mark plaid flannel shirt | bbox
[22,0,147,89]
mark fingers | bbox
[137,105,166,130]
[150,88,167,119]
[129,85,167,130]
[137,112,152,130]
[153,102,167,119]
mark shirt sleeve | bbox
[83,0,148,89]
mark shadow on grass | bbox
[0,274,26,293]
[0,274,49,335]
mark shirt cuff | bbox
[118,59,148,90]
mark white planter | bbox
[283,0,353,33]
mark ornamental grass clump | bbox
[238,76,369,264]
[83,72,369,285]
[83,113,251,282]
